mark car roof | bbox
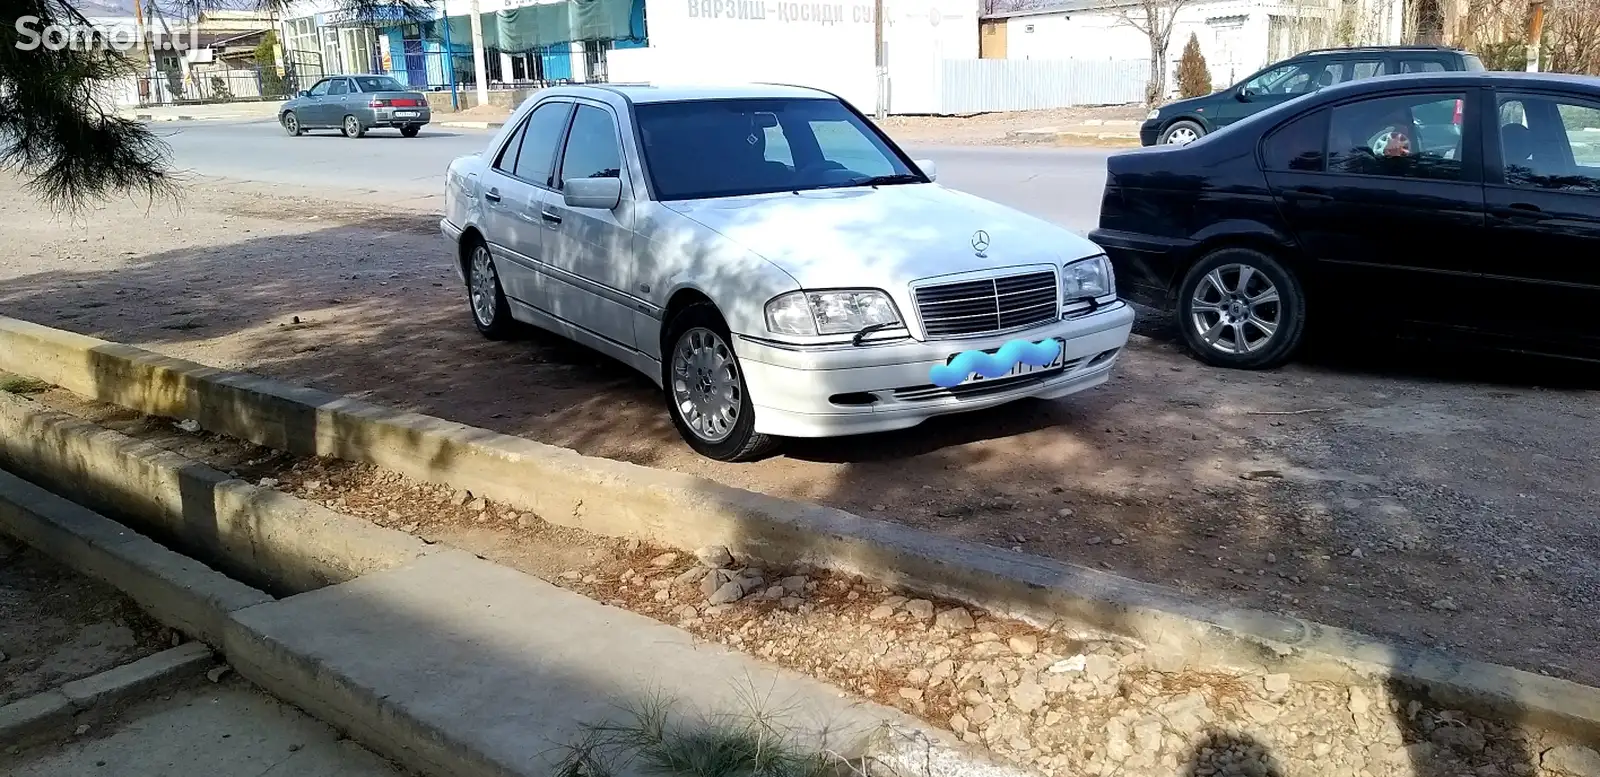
[1290,45,1471,58]
[1318,70,1600,95]
[539,82,838,104]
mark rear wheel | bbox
[342,114,366,138]
[663,304,777,462]
[1175,247,1306,370]
[1160,120,1205,146]
[465,240,516,340]
[400,125,421,138]
[281,111,302,136]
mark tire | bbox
[1159,119,1205,146]
[662,303,778,462]
[464,239,516,340]
[1174,247,1306,370]
[400,125,421,138]
[342,114,366,138]
[281,111,302,136]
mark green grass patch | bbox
[0,373,50,395]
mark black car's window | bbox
[512,101,573,187]
[1327,92,1466,181]
[558,105,623,186]
[1263,109,1328,172]
[327,79,350,96]
[492,115,531,175]
[1399,59,1449,73]
[634,97,917,201]
[1244,63,1314,96]
[307,80,330,97]
[353,76,405,92]
[1496,94,1600,193]
[1347,60,1387,80]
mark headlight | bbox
[1147,109,1161,120]
[1062,255,1114,300]
[764,290,901,336]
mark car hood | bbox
[663,184,1102,291]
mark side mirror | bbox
[297,90,309,98]
[563,176,622,210]
[1236,88,1253,102]
[914,158,938,182]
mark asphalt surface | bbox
[150,118,1113,233]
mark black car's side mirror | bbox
[1236,88,1253,102]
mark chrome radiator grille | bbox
[914,270,1059,338]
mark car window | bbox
[1400,59,1448,73]
[1462,53,1487,71]
[1348,60,1387,80]
[512,101,574,187]
[558,105,623,186]
[327,79,349,96]
[1496,94,1600,193]
[1327,92,1466,181]
[353,76,405,92]
[1262,109,1328,172]
[1242,64,1304,95]
[493,116,531,174]
[634,97,918,201]
[307,80,330,97]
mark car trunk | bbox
[365,92,430,111]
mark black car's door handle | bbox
[1282,188,1333,202]
[484,188,501,203]
[540,210,562,225]
[1491,203,1548,220]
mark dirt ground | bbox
[0,177,1596,696]
[879,105,1147,145]
[0,539,170,705]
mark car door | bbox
[1479,88,1600,356]
[300,78,332,125]
[479,99,573,312]
[1261,88,1490,331]
[322,77,351,125]
[539,100,638,351]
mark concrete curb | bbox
[0,392,436,595]
[3,316,1600,740]
[0,643,215,748]
[438,120,505,130]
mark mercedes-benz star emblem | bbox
[971,230,991,256]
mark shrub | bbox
[1176,32,1213,99]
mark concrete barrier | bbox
[3,316,1600,741]
[0,391,434,595]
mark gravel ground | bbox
[0,177,1597,698]
[0,537,170,705]
[3,397,1597,777]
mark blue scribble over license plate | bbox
[949,339,1066,385]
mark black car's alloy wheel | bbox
[1176,247,1306,369]
[1160,120,1205,145]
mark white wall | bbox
[882,0,978,114]
[620,0,878,110]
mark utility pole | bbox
[873,0,885,120]
[469,0,489,107]
[1525,0,1546,72]
[131,0,154,99]
[440,0,459,110]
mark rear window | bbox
[1461,53,1487,72]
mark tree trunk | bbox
[1147,40,1169,106]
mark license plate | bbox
[948,339,1066,386]
[394,111,419,118]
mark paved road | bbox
[151,118,1113,233]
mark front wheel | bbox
[1160,120,1205,146]
[281,111,302,136]
[1175,247,1306,369]
[342,115,366,138]
[663,304,777,462]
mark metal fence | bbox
[938,58,1148,113]
[133,64,308,107]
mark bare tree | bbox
[980,0,1031,16]
[1545,0,1600,73]
[1116,0,1194,106]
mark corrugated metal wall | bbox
[938,58,1147,113]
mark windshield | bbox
[633,97,920,201]
[353,76,406,92]
[1462,53,1487,72]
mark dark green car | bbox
[1139,45,1486,146]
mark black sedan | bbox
[1090,71,1600,369]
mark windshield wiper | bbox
[851,173,923,188]
[851,322,899,346]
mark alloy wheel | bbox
[469,246,498,327]
[670,327,742,443]
[1188,263,1282,355]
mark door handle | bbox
[1491,203,1548,220]
[484,188,501,203]
[540,210,562,225]
[1282,188,1333,202]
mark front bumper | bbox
[735,302,1136,438]
[1139,119,1161,146]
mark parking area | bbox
[1,173,1596,690]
